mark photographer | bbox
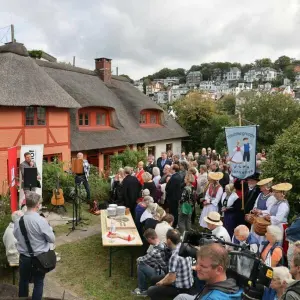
[175,244,242,300]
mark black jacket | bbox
[244,186,261,214]
[165,172,182,208]
[144,162,156,175]
[122,175,141,209]
[156,158,172,176]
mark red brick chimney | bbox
[95,57,112,82]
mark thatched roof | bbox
[1,42,188,150]
[0,43,80,108]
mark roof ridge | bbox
[35,59,96,76]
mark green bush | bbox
[0,193,11,267]
[109,147,147,174]
[42,161,110,204]
[262,118,300,219]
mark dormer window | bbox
[140,110,162,127]
[79,113,89,126]
[78,108,113,131]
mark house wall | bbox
[0,107,71,190]
[144,139,182,159]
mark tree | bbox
[172,92,234,151]
[217,95,236,115]
[274,55,292,70]
[241,93,300,148]
[255,58,274,68]
[119,74,134,83]
[262,119,300,218]
[283,65,296,81]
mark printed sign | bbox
[225,126,257,179]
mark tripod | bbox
[66,182,88,236]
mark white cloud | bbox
[1,0,300,79]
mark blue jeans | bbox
[137,262,158,291]
[19,254,45,300]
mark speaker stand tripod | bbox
[66,184,88,236]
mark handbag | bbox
[19,216,56,274]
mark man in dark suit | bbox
[156,151,172,177]
[122,166,142,217]
[144,155,156,175]
[244,173,261,216]
[165,164,182,228]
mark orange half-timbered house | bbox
[0,42,188,187]
[0,43,80,188]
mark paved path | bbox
[42,219,101,299]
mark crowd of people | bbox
[3,147,300,300]
[108,148,300,299]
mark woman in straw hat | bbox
[250,178,277,249]
[199,172,224,228]
[264,183,291,251]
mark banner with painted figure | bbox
[19,144,44,207]
[225,126,257,179]
[8,146,18,212]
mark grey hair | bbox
[273,266,294,285]
[142,172,152,182]
[234,225,249,237]
[124,166,131,175]
[267,225,283,242]
[144,196,154,206]
[152,167,160,177]
[25,191,42,209]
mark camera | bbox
[179,231,274,300]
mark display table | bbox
[100,209,143,277]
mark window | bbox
[25,107,34,126]
[150,114,157,124]
[43,153,61,163]
[79,113,89,126]
[25,107,46,126]
[96,112,106,126]
[140,113,146,124]
[37,107,46,125]
[78,108,111,130]
[140,110,161,126]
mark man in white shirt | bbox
[204,212,231,246]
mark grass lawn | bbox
[51,202,100,236]
[55,235,145,300]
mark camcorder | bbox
[179,231,274,300]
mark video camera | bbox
[179,231,274,299]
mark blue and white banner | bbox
[225,126,257,179]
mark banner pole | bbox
[238,111,245,211]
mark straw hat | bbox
[257,177,274,186]
[208,172,224,181]
[204,211,223,226]
[272,183,292,192]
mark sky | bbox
[1,0,300,80]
